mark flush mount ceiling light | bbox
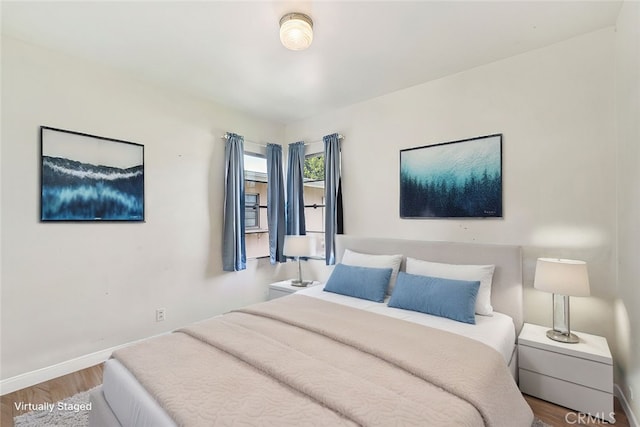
[279,13,313,51]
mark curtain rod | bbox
[221,133,344,147]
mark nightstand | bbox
[518,323,614,422]
[267,280,321,300]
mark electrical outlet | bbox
[155,308,166,322]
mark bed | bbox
[89,236,533,427]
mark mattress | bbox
[102,358,176,427]
[101,287,517,427]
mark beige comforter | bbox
[113,295,533,426]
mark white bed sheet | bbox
[100,288,516,427]
[297,284,516,364]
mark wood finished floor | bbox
[0,364,631,427]
[1,364,103,427]
[524,395,630,426]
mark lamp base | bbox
[290,279,312,287]
[546,329,580,344]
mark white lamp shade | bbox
[283,235,316,257]
[279,13,313,51]
[533,258,590,297]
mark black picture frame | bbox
[40,126,145,222]
[400,134,503,219]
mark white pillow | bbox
[405,257,495,316]
[341,249,403,294]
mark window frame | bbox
[244,192,260,230]
[302,151,326,254]
[243,151,270,259]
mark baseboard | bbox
[0,333,168,396]
[0,348,113,396]
[615,383,639,427]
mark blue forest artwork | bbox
[41,127,144,221]
[400,134,502,218]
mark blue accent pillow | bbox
[388,272,480,324]
[323,263,393,302]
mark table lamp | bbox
[283,235,315,287]
[533,258,590,343]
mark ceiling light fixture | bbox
[279,13,313,51]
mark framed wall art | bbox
[400,134,502,219]
[40,126,144,221]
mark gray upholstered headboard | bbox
[335,235,524,333]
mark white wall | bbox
[286,28,618,355]
[0,36,287,383]
[615,0,640,419]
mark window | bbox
[303,152,325,255]
[244,153,269,258]
[245,193,259,229]
[304,152,325,182]
[242,149,325,259]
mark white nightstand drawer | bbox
[519,344,612,392]
[268,288,293,300]
[267,281,321,301]
[519,369,614,422]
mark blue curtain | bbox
[324,133,343,265]
[286,141,306,235]
[266,143,285,264]
[222,133,246,271]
